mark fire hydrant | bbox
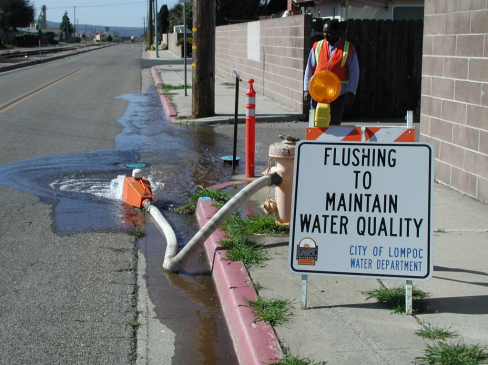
[266,135,298,225]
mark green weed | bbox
[224,241,267,266]
[362,284,431,314]
[222,213,289,236]
[127,223,145,239]
[244,214,290,235]
[272,347,327,365]
[177,187,232,214]
[246,296,293,327]
[252,281,264,292]
[127,321,142,328]
[219,213,289,267]
[221,82,236,89]
[158,83,191,90]
[220,233,267,266]
[415,324,458,340]
[415,342,488,365]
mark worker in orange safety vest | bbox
[303,19,359,125]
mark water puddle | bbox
[0,85,240,364]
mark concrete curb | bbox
[196,198,281,365]
[150,66,177,121]
[172,114,304,125]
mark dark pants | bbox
[311,93,347,125]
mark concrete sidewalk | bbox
[148,50,488,364]
[147,50,303,124]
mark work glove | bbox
[346,92,355,105]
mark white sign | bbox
[288,141,434,280]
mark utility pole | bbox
[74,6,76,35]
[192,0,215,118]
[149,0,154,47]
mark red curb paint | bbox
[196,199,281,365]
[150,66,178,122]
[210,180,249,190]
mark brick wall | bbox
[215,15,311,113]
[421,0,488,203]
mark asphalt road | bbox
[0,44,141,365]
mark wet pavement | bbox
[0,54,243,364]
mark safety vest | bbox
[313,38,352,85]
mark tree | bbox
[0,0,35,35]
[158,4,169,36]
[166,0,262,32]
[60,11,74,36]
[168,3,192,33]
[215,0,263,25]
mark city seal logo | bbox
[296,238,318,265]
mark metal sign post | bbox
[179,0,191,95]
[301,274,308,309]
[233,70,242,171]
[155,0,159,58]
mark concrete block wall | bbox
[161,33,182,58]
[421,0,488,203]
[215,16,311,113]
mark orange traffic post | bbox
[245,79,256,177]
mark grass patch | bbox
[219,212,288,267]
[220,232,267,266]
[415,324,458,340]
[362,284,431,314]
[127,223,145,239]
[221,82,236,89]
[435,228,447,233]
[244,214,290,235]
[221,236,267,266]
[177,187,232,214]
[246,296,293,327]
[127,321,142,328]
[222,213,289,236]
[158,83,191,90]
[273,347,327,365]
[415,342,488,365]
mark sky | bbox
[36,0,180,29]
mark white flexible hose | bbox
[146,204,179,269]
[145,173,282,273]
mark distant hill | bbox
[45,20,144,38]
